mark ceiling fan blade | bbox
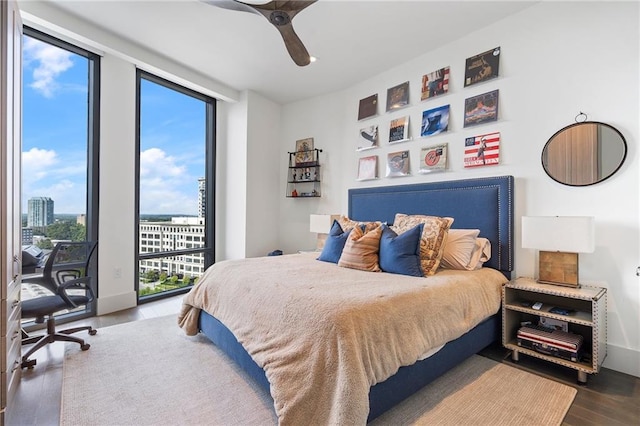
[249,1,316,66]
[273,22,311,66]
[200,0,260,16]
[203,0,317,66]
[252,1,317,17]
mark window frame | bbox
[134,69,216,303]
[22,26,100,323]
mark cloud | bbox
[22,147,58,182]
[140,148,196,214]
[21,148,89,214]
[140,147,186,180]
[23,37,74,98]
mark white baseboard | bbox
[603,343,640,378]
[96,291,137,315]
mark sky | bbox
[22,34,206,216]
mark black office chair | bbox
[21,241,98,369]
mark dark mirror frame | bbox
[542,121,627,187]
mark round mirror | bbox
[542,121,627,186]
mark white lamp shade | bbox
[522,216,595,253]
[309,214,340,234]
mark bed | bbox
[179,175,514,425]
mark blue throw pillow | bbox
[317,220,350,264]
[379,223,423,277]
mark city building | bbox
[139,216,206,278]
[27,197,54,228]
[21,228,33,245]
[198,177,205,218]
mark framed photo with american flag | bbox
[464,132,500,167]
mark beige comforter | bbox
[178,252,506,425]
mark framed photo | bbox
[357,125,378,151]
[421,66,450,100]
[389,115,410,143]
[295,137,315,166]
[357,155,378,181]
[464,47,500,87]
[386,81,410,112]
[386,150,410,177]
[464,90,499,127]
[421,104,450,137]
[419,144,448,173]
[358,94,378,121]
[464,132,500,167]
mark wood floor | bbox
[7,294,184,426]
[6,296,640,426]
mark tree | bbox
[37,239,53,249]
[145,270,159,282]
[45,221,86,241]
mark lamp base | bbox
[316,233,328,250]
[537,251,580,288]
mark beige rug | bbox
[61,315,576,425]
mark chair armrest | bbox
[56,269,83,283]
[57,276,95,308]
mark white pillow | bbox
[440,229,480,270]
[467,237,491,270]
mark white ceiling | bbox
[38,0,537,104]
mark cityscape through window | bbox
[136,71,216,300]
[21,28,99,320]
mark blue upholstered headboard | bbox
[348,175,514,278]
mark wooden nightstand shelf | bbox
[502,277,607,384]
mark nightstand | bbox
[502,277,607,384]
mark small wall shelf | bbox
[287,148,322,198]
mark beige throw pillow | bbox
[467,237,491,270]
[338,224,382,272]
[440,229,481,270]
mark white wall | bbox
[219,95,248,260]
[279,91,348,252]
[220,90,282,259]
[96,55,137,314]
[278,2,639,377]
[245,91,282,258]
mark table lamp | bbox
[310,214,340,250]
[521,216,595,288]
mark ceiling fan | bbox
[203,1,317,66]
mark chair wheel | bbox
[81,343,91,351]
[21,359,37,369]
[89,329,97,335]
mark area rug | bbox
[61,315,576,425]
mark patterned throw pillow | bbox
[338,215,383,233]
[338,224,383,272]
[392,213,454,276]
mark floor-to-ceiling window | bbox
[136,70,215,302]
[21,27,99,322]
